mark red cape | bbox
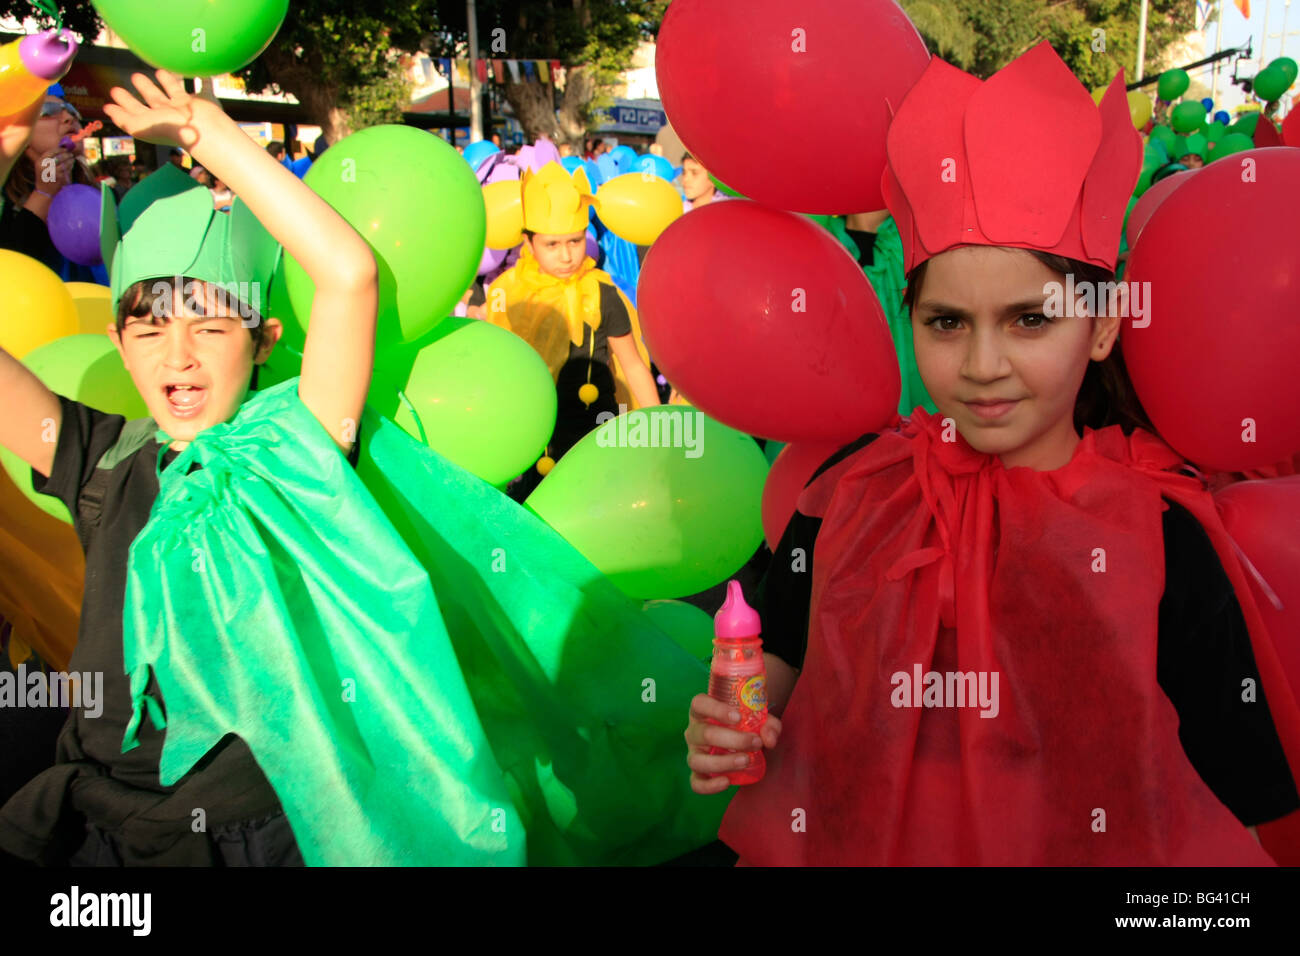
[720,409,1300,864]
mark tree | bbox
[899,0,1198,89]
[0,0,100,43]
[435,0,667,147]
[235,1,442,144]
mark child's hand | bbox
[104,70,219,150]
[684,693,782,795]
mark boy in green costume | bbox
[0,72,724,865]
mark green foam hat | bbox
[99,163,281,315]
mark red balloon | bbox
[656,0,929,214]
[1124,168,1197,248]
[639,201,901,443]
[1122,148,1300,472]
[761,442,841,550]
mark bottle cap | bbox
[714,579,760,639]
[19,30,78,82]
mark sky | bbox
[1189,0,1298,110]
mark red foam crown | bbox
[882,41,1142,275]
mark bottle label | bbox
[739,675,767,712]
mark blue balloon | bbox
[463,139,500,170]
[1200,97,1214,111]
[561,156,584,174]
[595,153,620,183]
[1214,110,1231,125]
[634,154,677,181]
[607,145,638,174]
[582,158,606,189]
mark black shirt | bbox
[0,393,360,863]
[757,434,1300,827]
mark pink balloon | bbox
[478,244,507,276]
[761,441,840,549]
[639,200,900,442]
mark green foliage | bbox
[0,0,100,41]
[899,0,1197,88]
[235,1,440,133]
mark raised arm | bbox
[0,346,62,477]
[104,71,378,452]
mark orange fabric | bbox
[0,467,82,672]
[719,409,1299,865]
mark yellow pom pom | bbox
[536,455,555,476]
[578,383,600,406]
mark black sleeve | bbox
[467,282,486,308]
[757,432,882,670]
[844,229,880,270]
[598,283,633,339]
[0,202,62,272]
[1156,499,1300,826]
[346,420,362,470]
[29,395,127,520]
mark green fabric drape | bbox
[123,378,728,866]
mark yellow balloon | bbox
[594,173,684,246]
[483,180,524,250]
[66,281,115,337]
[0,251,79,359]
[1127,90,1153,129]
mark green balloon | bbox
[1253,64,1292,103]
[283,125,486,351]
[371,317,556,487]
[642,599,715,662]
[762,440,786,466]
[709,174,746,198]
[1170,100,1208,133]
[0,334,148,524]
[1231,112,1261,138]
[1183,130,1209,160]
[1208,132,1255,162]
[525,407,769,600]
[1133,166,1154,198]
[91,0,288,76]
[1271,56,1300,87]
[1157,69,1190,102]
[1149,124,1180,155]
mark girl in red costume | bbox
[684,42,1300,865]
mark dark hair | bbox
[266,140,285,158]
[902,249,1153,436]
[115,277,267,351]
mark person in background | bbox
[679,153,721,210]
[266,140,288,165]
[210,175,234,213]
[0,85,103,282]
[168,146,186,169]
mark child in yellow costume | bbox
[484,162,660,497]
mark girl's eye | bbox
[924,315,962,332]
[1017,313,1052,329]
[197,327,226,335]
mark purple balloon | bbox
[586,231,599,261]
[478,243,507,276]
[47,184,102,266]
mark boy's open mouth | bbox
[164,384,208,419]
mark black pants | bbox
[66,810,304,867]
[509,358,619,502]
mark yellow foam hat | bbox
[520,162,597,235]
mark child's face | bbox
[527,231,589,279]
[910,246,1121,471]
[109,281,282,447]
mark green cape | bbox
[122,379,728,865]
